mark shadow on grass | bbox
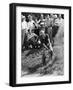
[25,48,43,57]
[21,63,43,77]
[21,46,62,77]
[27,64,42,74]
[22,55,59,77]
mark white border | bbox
[16,6,69,84]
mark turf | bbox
[21,24,64,76]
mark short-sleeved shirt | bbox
[27,20,35,32]
[38,19,45,27]
[45,19,51,27]
[21,20,28,33]
[49,18,54,26]
[54,18,64,27]
[38,19,46,33]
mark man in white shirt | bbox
[53,14,64,27]
[21,15,28,33]
[27,15,35,33]
[21,15,28,49]
[58,14,64,26]
[49,14,54,26]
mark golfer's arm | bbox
[43,43,48,49]
[48,38,53,51]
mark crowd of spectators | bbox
[21,13,64,52]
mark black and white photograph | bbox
[21,13,64,76]
[10,3,71,86]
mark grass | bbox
[21,25,64,77]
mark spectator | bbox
[27,15,35,33]
[58,14,64,26]
[53,14,64,27]
[50,13,54,26]
[52,14,59,37]
[38,14,46,34]
[45,15,53,43]
[21,15,28,48]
